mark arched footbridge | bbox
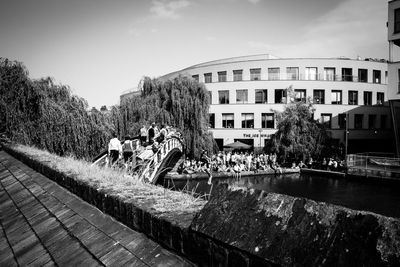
[92,136,184,185]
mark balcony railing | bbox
[208,73,385,84]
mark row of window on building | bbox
[193,67,386,83]
[209,113,389,130]
[213,89,385,106]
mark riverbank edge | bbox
[165,168,300,181]
[2,143,271,266]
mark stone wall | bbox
[192,184,400,266]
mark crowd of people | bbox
[180,151,283,177]
[106,122,179,169]
[179,151,346,176]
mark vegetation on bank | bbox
[0,58,119,160]
[9,143,205,213]
[0,58,215,160]
[268,86,338,163]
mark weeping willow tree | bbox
[119,76,217,158]
[0,58,116,160]
[268,86,330,163]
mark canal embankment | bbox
[2,142,400,266]
[165,168,299,182]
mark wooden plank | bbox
[0,254,18,267]
[17,241,48,266]
[99,245,132,266]
[85,234,117,259]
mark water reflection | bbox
[169,173,400,218]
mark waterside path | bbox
[0,151,193,266]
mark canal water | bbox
[168,173,400,218]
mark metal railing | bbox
[211,73,386,84]
[139,137,183,184]
[346,153,400,178]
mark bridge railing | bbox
[139,136,183,183]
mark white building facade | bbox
[160,55,392,153]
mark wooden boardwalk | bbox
[0,151,193,266]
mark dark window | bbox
[262,113,274,129]
[268,68,280,80]
[236,89,248,103]
[286,67,299,80]
[208,91,212,104]
[204,73,212,83]
[354,114,363,129]
[324,68,336,81]
[222,113,234,128]
[377,92,384,105]
[313,89,325,104]
[331,90,342,104]
[364,91,372,105]
[381,115,387,129]
[241,113,254,128]
[395,8,400,33]
[233,70,243,81]
[275,89,287,103]
[209,113,215,128]
[338,113,347,129]
[250,68,261,80]
[398,69,400,93]
[386,70,388,84]
[342,68,353,81]
[218,90,229,104]
[368,114,376,129]
[218,71,227,82]
[321,113,332,128]
[358,69,368,83]
[373,70,381,84]
[192,75,199,82]
[294,89,306,102]
[348,91,358,105]
[255,89,268,104]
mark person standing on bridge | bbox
[148,123,156,145]
[108,133,122,166]
[140,125,147,146]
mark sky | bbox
[0,0,389,108]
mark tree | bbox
[119,76,217,158]
[0,58,115,160]
[268,86,329,164]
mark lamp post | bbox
[345,111,349,160]
[258,129,262,151]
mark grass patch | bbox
[11,143,206,215]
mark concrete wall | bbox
[192,184,400,266]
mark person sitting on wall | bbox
[327,158,334,170]
[108,132,122,166]
[298,160,306,168]
[233,162,241,180]
[307,157,314,168]
[200,150,213,184]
